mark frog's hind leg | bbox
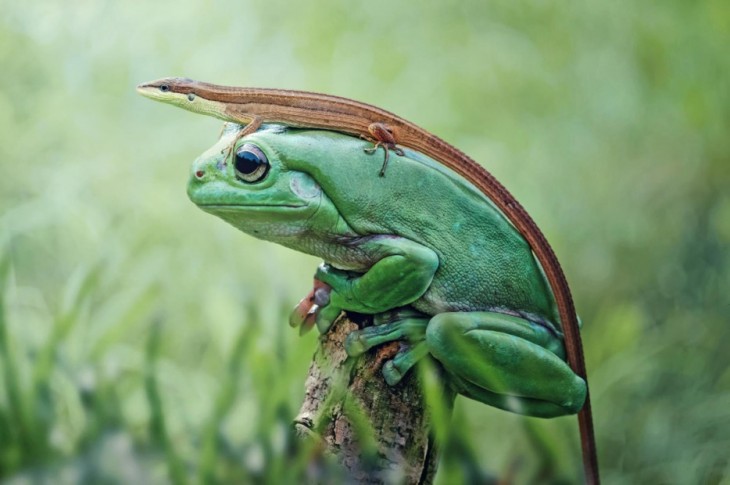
[426,312,586,418]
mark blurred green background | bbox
[1,0,728,483]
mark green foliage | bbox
[1,0,728,483]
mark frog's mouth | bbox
[198,203,307,209]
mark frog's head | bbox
[187,124,328,242]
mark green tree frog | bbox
[188,123,587,418]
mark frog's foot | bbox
[361,122,405,177]
[344,310,430,385]
[345,310,429,356]
[289,279,332,335]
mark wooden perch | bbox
[293,313,455,484]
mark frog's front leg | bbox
[426,312,587,418]
[301,236,439,333]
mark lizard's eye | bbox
[159,84,170,92]
[234,144,269,183]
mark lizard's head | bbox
[136,77,195,103]
[136,77,231,121]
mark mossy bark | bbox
[293,314,454,484]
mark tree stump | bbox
[293,314,455,484]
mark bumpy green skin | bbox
[189,123,587,417]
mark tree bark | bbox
[293,313,455,484]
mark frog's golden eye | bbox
[234,144,270,183]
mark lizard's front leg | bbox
[223,116,264,161]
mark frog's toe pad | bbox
[345,331,367,357]
[382,360,404,386]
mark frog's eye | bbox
[234,144,270,183]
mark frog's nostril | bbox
[195,170,205,179]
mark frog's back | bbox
[365,148,560,329]
[261,128,561,330]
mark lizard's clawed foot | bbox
[362,141,404,177]
[362,122,404,176]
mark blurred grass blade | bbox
[0,252,34,471]
[145,318,187,485]
[198,307,259,484]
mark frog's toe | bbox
[289,291,315,328]
[290,279,332,334]
[298,310,317,335]
[345,331,368,357]
[289,297,318,335]
[383,361,404,386]
[382,342,429,386]
[346,314,430,357]
[315,304,342,334]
